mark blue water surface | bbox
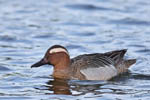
[0,0,150,100]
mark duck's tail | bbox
[124,59,136,68]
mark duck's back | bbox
[70,49,136,80]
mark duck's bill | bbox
[31,58,48,68]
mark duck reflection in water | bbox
[38,72,137,95]
[46,78,72,95]
[35,73,150,95]
[44,78,107,95]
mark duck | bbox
[31,45,136,80]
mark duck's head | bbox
[31,45,70,69]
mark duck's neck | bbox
[53,56,71,79]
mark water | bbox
[0,0,150,100]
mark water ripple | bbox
[65,4,121,12]
[108,18,150,26]
[0,66,11,72]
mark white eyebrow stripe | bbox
[49,48,69,55]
